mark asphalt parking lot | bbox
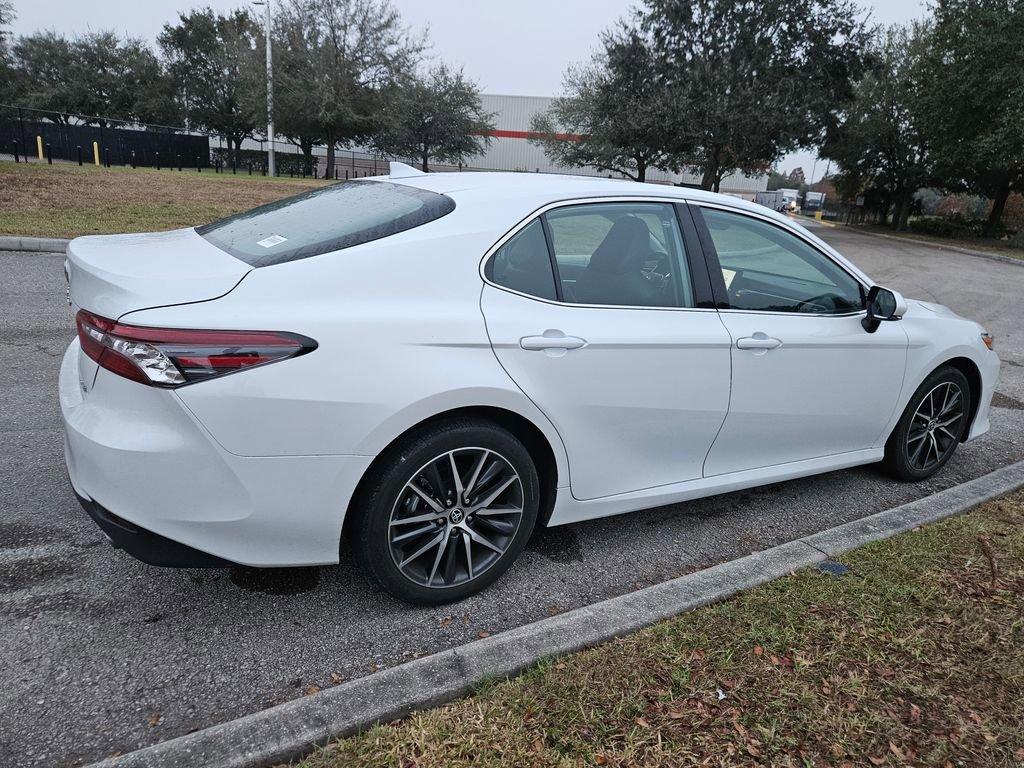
[2,226,1023,766]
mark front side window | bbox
[700,208,863,314]
[545,202,693,308]
[197,180,455,267]
[486,219,558,300]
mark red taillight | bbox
[75,310,316,387]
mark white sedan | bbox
[60,165,999,604]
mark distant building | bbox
[467,94,768,200]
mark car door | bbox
[693,204,909,477]
[481,200,732,501]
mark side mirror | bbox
[862,285,907,333]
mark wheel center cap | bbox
[448,508,464,524]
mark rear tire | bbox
[881,366,970,481]
[352,419,539,605]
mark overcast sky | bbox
[9,0,930,180]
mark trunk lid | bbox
[66,227,251,320]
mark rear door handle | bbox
[520,331,587,351]
[736,334,782,351]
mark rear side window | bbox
[485,219,558,300]
[196,180,455,267]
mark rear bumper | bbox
[60,339,373,567]
[76,492,234,567]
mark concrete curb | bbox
[89,458,1024,768]
[839,225,1024,268]
[0,235,70,253]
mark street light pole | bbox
[254,0,275,177]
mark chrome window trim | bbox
[478,195,716,313]
[691,201,872,319]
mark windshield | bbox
[196,180,456,267]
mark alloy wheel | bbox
[905,381,965,472]
[387,448,524,588]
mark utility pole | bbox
[254,0,275,176]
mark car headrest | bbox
[588,217,650,274]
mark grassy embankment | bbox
[0,160,326,238]
[294,492,1024,768]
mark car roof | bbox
[385,170,775,217]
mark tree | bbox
[787,168,806,186]
[821,25,932,230]
[10,31,180,125]
[8,33,78,121]
[242,10,323,174]
[372,64,494,172]
[0,0,13,100]
[116,39,182,126]
[766,169,790,191]
[530,27,680,182]
[641,0,870,191]
[0,0,12,52]
[273,0,425,179]
[916,0,1024,237]
[159,8,259,158]
[67,33,180,125]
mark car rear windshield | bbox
[196,180,456,267]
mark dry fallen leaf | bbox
[305,684,320,696]
[594,754,608,766]
[635,717,651,728]
[746,744,761,757]
[330,672,344,685]
[867,755,886,766]
[147,713,162,728]
[753,645,764,656]
[909,703,922,723]
[477,631,491,639]
[530,738,544,752]
[889,741,905,760]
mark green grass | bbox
[0,160,326,238]
[851,223,1024,260]
[292,493,1024,768]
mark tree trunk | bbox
[232,136,242,168]
[421,149,429,173]
[983,181,1012,238]
[894,196,912,232]
[325,135,336,179]
[700,152,720,191]
[635,156,647,183]
[300,137,314,176]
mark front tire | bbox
[352,419,539,605]
[882,366,970,481]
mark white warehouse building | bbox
[467,94,768,200]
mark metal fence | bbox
[0,104,445,179]
[1,105,212,168]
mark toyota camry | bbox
[60,164,1000,604]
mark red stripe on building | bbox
[478,129,584,142]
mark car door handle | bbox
[520,332,587,351]
[736,335,782,350]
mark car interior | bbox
[560,215,679,307]
[703,211,866,314]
